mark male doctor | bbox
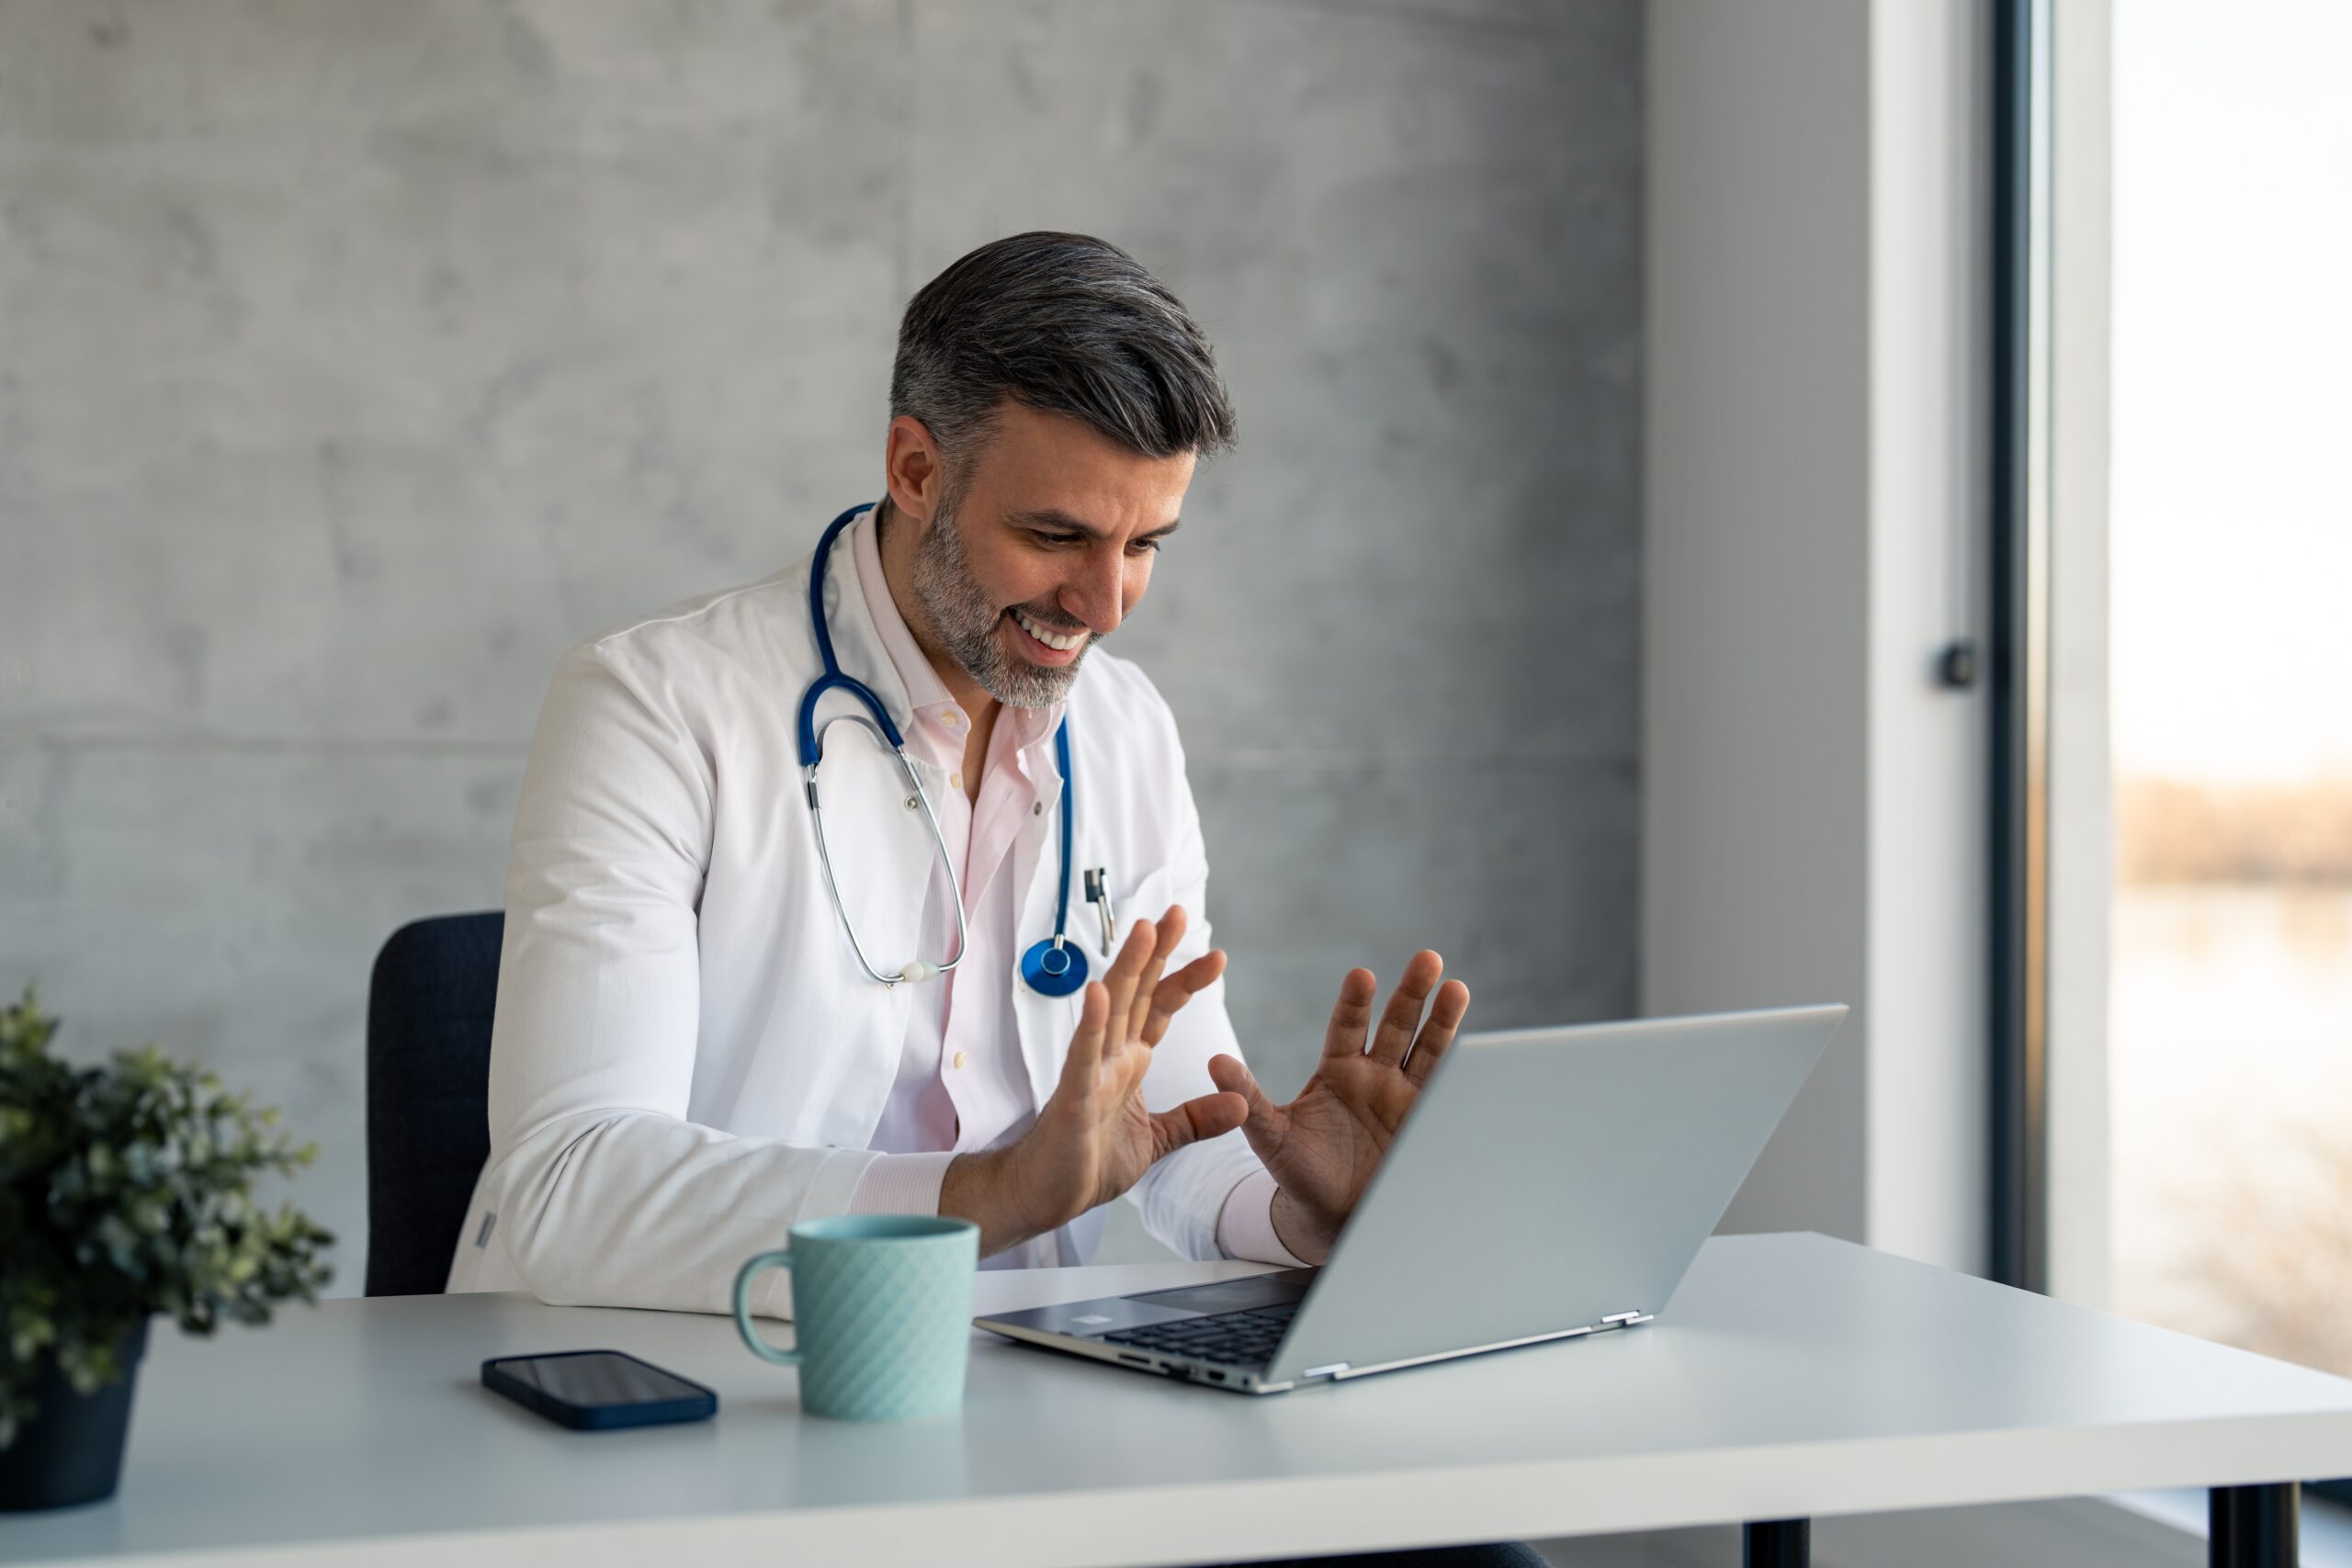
[447,231,1472,1307]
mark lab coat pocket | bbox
[1111,862,1209,961]
[1007,864,1176,1109]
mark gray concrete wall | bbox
[1645,0,1872,1247]
[0,0,1642,1287]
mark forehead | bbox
[962,402,1193,533]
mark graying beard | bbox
[909,497,1084,709]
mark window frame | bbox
[1986,0,2052,1300]
[1991,0,2350,1508]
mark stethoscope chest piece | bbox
[1020,937,1089,998]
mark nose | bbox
[1058,546,1129,637]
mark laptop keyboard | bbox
[1101,1301,1300,1367]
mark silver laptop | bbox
[977,1004,1845,1393]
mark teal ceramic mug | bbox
[733,1214,980,1420]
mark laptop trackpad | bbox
[980,1269,1316,1339]
[1125,1268,1315,1314]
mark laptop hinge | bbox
[1301,1361,1350,1380]
[1600,1310,1655,1327]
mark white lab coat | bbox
[445,510,1271,1314]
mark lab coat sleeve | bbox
[478,638,884,1314]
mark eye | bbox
[1128,537,1164,556]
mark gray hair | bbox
[889,231,1238,472]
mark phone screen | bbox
[496,1351,706,1409]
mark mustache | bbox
[1006,603,1092,636]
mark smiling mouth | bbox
[1012,606,1089,653]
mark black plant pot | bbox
[0,1318,150,1512]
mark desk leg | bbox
[1743,1518,1808,1567]
[2210,1483,2298,1568]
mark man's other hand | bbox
[1205,953,1470,1264]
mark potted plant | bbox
[0,984,333,1511]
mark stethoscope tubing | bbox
[799,502,1085,995]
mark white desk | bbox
[6,1233,2350,1567]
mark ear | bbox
[883,415,949,527]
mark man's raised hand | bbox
[940,907,1243,1256]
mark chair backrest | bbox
[365,912,503,1296]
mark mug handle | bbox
[733,1248,801,1366]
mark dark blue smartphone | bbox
[481,1349,718,1431]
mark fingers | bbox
[1367,951,1446,1066]
[1099,917,1158,1047]
[1125,905,1185,1043]
[1402,978,1472,1086]
[1149,1090,1249,1159]
[1319,967,1379,1059]
[1057,980,1111,1101]
[1207,1053,1285,1138]
[1142,949,1227,1046]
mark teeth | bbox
[1015,609,1087,652]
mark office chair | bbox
[365,911,503,1296]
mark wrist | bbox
[939,1147,1024,1257]
[1269,1187,1337,1267]
[939,1143,1062,1258]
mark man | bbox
[453,231,1554,1565]
[448,231,1471,1305]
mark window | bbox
[1997,0,2352,1510]
[2106,0,2352,1383]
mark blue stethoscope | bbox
[797,502,1111,998]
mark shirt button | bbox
[942,711,963,729]
[949,771,963,791]
[952,1050,968,1069]
[1032,801,1044,816]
